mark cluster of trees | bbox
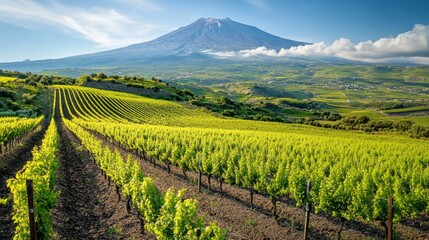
[10,72,75,86]
[300,115,429,138]
[350,100,428,111]
[77,73,159,84]
[315,111,342,121]
[0,72,49,117]
[190,96,288,123]
[0,69,80,117]
[278,98,319,110]
[0,88,21,112]
[77,73,195,101]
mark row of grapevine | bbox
[74,119,429,229]
[0,117,20,123]
[0,116,44,154]
[63,118,226,239]
[6,118,60,240]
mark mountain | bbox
[127,17,307,54]
[0,17,308,72]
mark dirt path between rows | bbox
[0,121,48,240]
[51,120,149,239]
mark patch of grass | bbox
[384,105,429,114]
[341,109,387,121]
[245,218,257,227]
[210,199,220,208]
[281,108,313,117]
[400,116,429,126]
[0,197,9,205]
[108,225,123,238]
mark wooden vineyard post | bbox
[387,195,393,240]
[26,179,37,240]
[303,180,311,240]
[198,155,202,193]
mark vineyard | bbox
[56,85,429,239]
[0,85,428,239]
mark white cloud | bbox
[204,24,429,64]
[239,46,282,57]
[344,24,429,59]
[0,0,165,48]
[285,38,355,57]
[201,50,236,58]
[245,0,268,10]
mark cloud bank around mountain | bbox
[205,24,429,64]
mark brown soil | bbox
[95,133,429,240]
[50,120,151,239]
[0,121,48,240]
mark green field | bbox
[55,85,429,238]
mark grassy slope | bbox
[384,105,429,113]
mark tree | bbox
[76,75,91,85]
[97,72,107,79]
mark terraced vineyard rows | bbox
[56,85,336,132]
[55,85,429,239]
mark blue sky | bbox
[0,0,428,63]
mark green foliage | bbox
[0,88,17,101]
[63,117,225,239]
[0,197,8,205]
[76,75,92,85]
[6,119,59,240]
[137,178,164,224]
[303,115,429,138]
[190,95,288,123]
[97,72,107,79]
[410,125,429,138]
[0,116,43,147]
